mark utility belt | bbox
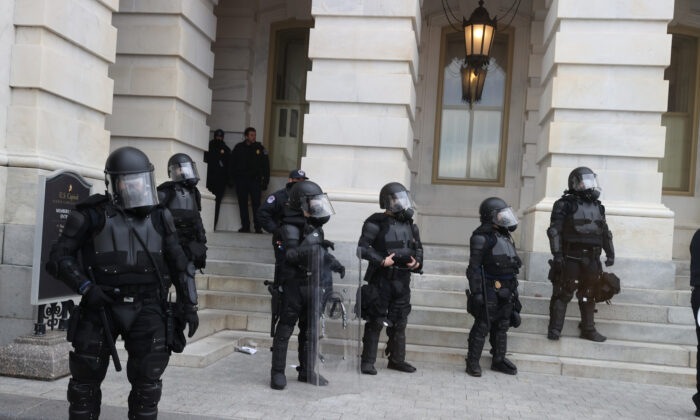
[564,244,602,259]
[99,284,162,304]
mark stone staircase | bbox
[170,232,697,387]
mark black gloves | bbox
[183,304,199,338]
[82,284,114,308]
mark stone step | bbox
[116,330,240,368]
[197,286,697,346]
[521,279,691,307]
[207,246,276,264]
[198,276,695,326]
[214,329,695,388]
[676,274,690,290]
[206,249,469,276]
[207,232,271,249]
[675,259,690,276]
[421,244,469,262]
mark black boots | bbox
[490,330,517,375]
[270,323,294,390]
[297,367,328,386]
[385,325,416,373]
[361,322,381,375]
[579,300,606,342]
[547,298,567,340]
[465,333,485,377]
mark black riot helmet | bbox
[214,129,224,139]
[380,182,414,221]
[289,181,335,226]
[104,147,158,216]
[479,197,518,231]
[567,167,600,201]
[167,153,199,186]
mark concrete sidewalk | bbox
[0,350,696,419]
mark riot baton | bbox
[87,267,122,372]
[480,265,491,331]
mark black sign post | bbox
[31,170,92,335]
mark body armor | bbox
[373,218,416,265]
[563,199,605,246]
[90,208,165,286]
[164,185,199,239]
[483,232,520,276]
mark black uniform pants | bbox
[692,287,700,409]
[271,278,316,375]
[549,253,602,333]
[67,300,169,420]
[468,284,514,361]
[361,272,412,364]
[235,178,261,231]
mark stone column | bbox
[521,0,676,288]
[0,0,118,344]
[304,0,422,240]
[107,0,218,229]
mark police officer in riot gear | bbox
[258,169,309,287]
[270,181,344,390]
[47,147,199,420]
[466,197,522,377]
[547,167,614,342]
[158,153,208,269]
[358,182,423,375]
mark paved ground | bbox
[0,350,697,420]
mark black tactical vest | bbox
[563,199,604,246]
[373,217,416,265]
[89,209,166,286]
[483,231,520,276]
[164,185,198,236]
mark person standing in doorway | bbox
[230,127,270,233]
[204,129,230,230]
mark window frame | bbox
[263,19,313,178]
[431,25,515,187]
[662,25,700,196]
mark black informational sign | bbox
[31,170,92,305]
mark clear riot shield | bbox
[305,240,361,388]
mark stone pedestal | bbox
[521,0,676,287]
[0,331,71,380]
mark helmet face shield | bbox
[301,193,335,218]
[573,173,600,192]
[169,161,199,182]
[382,190,412,213]
[493,207,518,228]
[108,171,158,210]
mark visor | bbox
[169,161,199,182]
[573,173,600,192]
[108,171,158,209]
[301,193,335,218]
[493,207,518,228]
[383,190,413,213]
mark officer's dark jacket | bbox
[357,212,423,282]
[258,184,291,234]
[230,141,270,187]
[157,181,207,268]
[277,208,327,282]
[466,224,521,293]
[204,138,230,194]
[47,194,190,296]
[548,193,614,258]
[690,229,700,287]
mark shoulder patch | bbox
[266,195,275,204]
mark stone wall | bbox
[0,0,118,345]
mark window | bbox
[660,29,700,195]
[265,23,311,174]
[433,28,513,185]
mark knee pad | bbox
[68,378,102,409]
[274,322,296,342]
[128,380,162,419]
[472,319,489,337]
[69,351,109,382]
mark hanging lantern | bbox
[463,0,497,69]
[461,65,487,105]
